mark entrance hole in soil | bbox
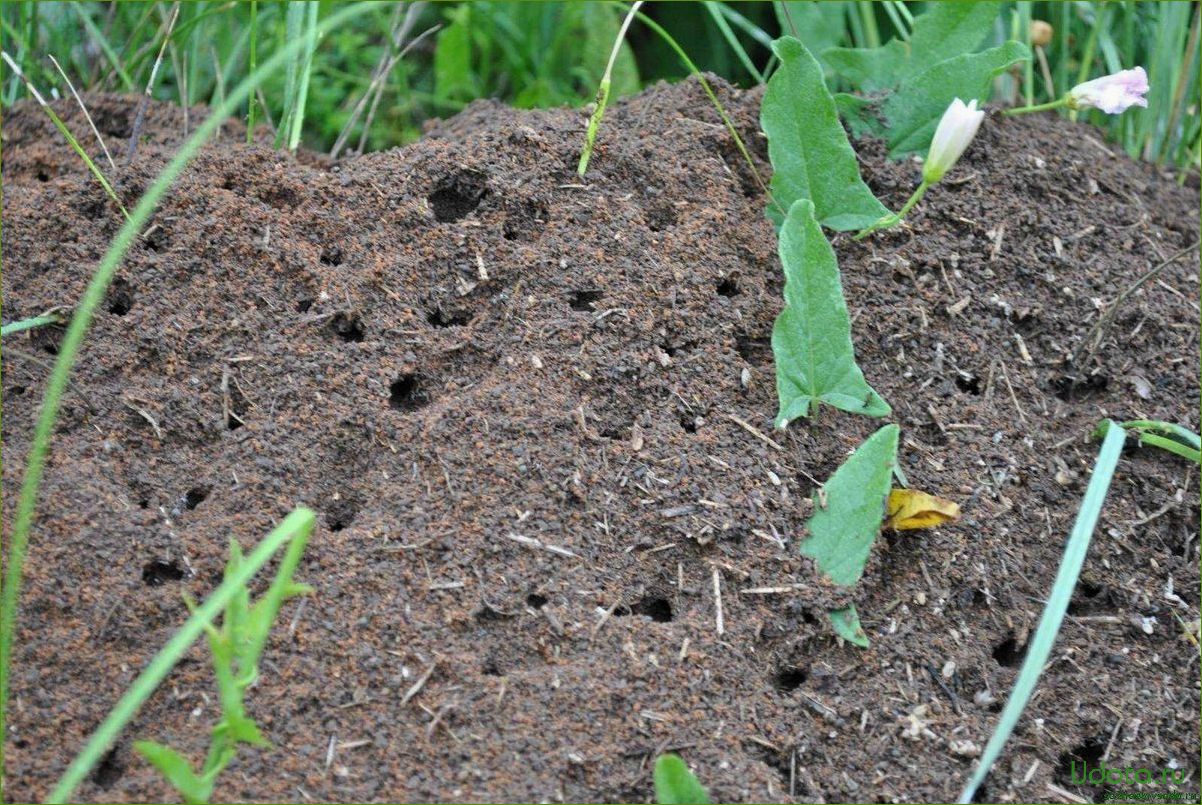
[36,168,50,183]
[389,373,429,412]
[615,595,673,622]
[992,634,1028,667]
[184,486,210,510]
[295,298,313,313]
[329,312,365,343]
[320,246,343,267]
[678,413,700,434]
[29,324,64,356]
[716,277,740,297]
[90,746,125,789]
[1052,373,1110,400]
[955,372,982,395]
[141,559,186,587]
[568,290,603,312]
[324,500,359,533]
[142,226,169,253]
[1067,579,1108,615]
[646,204,677,232]
[525,592,548,609]
[735,335,771,365]
[226,383,248,430]
[1054,734,1108,790]
[481,657,503,677]
[428,171,487,222]
[427,307,469,328]
[502,200,547,241]
[773,665,809,691]
[106,278,134,316]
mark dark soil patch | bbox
[2,83,1198,803]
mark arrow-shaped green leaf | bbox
[762,37,889,231]
[772,200,890,425]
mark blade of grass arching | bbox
[716,3,774,50]
[1134,433,1202,464]
[287,1,320,152]
[620,4,780,216]
[1113,420,1202,451]
[1,51,129,221]
[45,509,316,805]
[73,3,134,92]
[1017,1,1033,105]
[1162,8,1201,167]
[47,54,116,172]
[124,3,179,168]
[958,423,1126,804]
[880,1,907,42]
[275,0,305,149]
[1,314,64,338]
[577,0,643,177]
[856,1,881,48]
[0,3,375,784]
[703,2,764,84]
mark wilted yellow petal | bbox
[885,489,961,531]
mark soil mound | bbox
[2,79,1198,803]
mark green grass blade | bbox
[654,754,710,805]
[958,422,1127,803]
[46,509,316,804]
[1,313,63,338]
[703,2,763,83]
[0,4,374,786]
[287,1,320,152]
[73,4,134,91]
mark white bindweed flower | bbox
[1067,67,1149,114]
[922,98,985,185]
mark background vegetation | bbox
[1,1,1198,172]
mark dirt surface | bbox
[2,81,1199,804]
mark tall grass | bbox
[3,2,1193,170]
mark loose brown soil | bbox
[2,81,1199,804]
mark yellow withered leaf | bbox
[885,489,961,531]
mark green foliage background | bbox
[1,1,1197,170]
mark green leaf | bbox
[762,37,889,231]
[654,754,710,805]
[828,604,869,647]
[774,2,849,72]
[833,92,886,140]
[135,741,211,805]
[882,41,1031,156]
[772,200,891,425]
[823,1,1001,92]
[433,6,474,104]
[801,424,899,587]
[581,3,638,96]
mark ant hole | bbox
[526,593,548,609]
[325,500,358,532]
[955,373,982,395]
[427,308,469,328]
[568,290,603,312]
[142,559,185,587]
[107,278,134,316]
[992,635,1027,667]
[296,299,314,313]
[774,666,808,691]
[184,487,209,510]
[716,278,739,297]
[330,312,365,342]
[389,374,429,411]
[320,247,343,266]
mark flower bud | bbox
[1067,67,1149,114]
[1029,20,1053,47]
[922,98,985,185]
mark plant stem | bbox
[1004,96,1068,115]
[577,0,643,176]
[853,180,929,239]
